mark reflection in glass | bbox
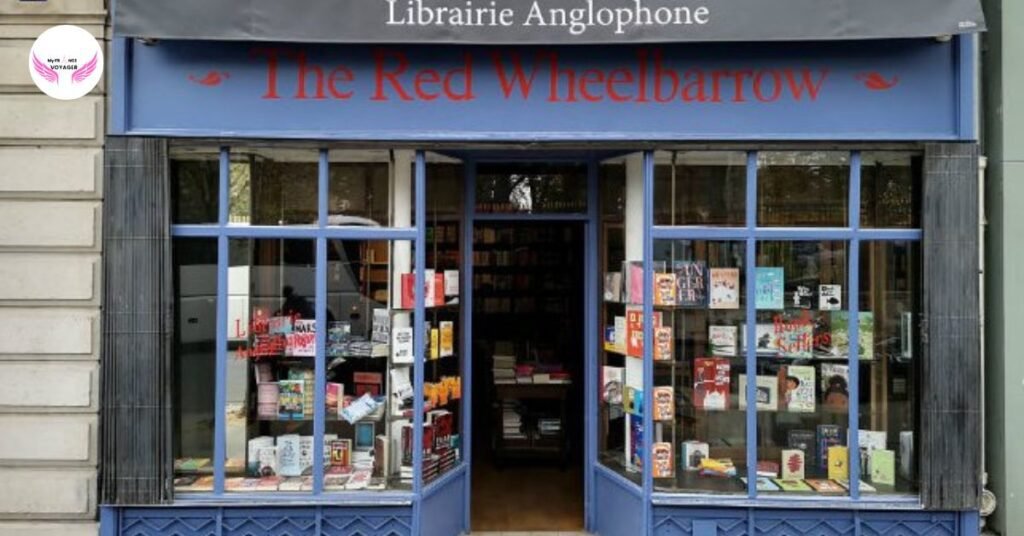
[171,147,220,224]
[860,152,922,229]
[327,150,391,227]
[225,238,316,493]
[655,151,746,226]
[653,240,747,494]
[476,163,587,214]
[757,152,850,228]
[754,241,849,496]
[229,148,318,226]
[858,241,920,494]
[173,238,218,492]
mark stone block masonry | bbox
[0,1,104,534]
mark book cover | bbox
[741,323,780,356]
[774,312,814,358]
[741,476,781,492]
[444,270,459,297]
[652,442,674,478]
[433,272,445,306]
[247,436,274,475]
[830,312,875,360]
[835,478,877,493]
[601,366,624,405]
[613,316,626,353]
[858,430,888,478]
[257,383,279,419]
[603,272,623,302]
[653,326,673,361]
[299,436,314,474]
[738,374,778,411]
[755,267,785,310]
[374,434,390,478]
[819,284,842,310]
[709,325,737,357]
[773,478,813,492]
[269,315,293,335]
[625,307,662,358]
[781,365,815,413]
[817,425,846,470]
[781,449,805,480]
[630,417,644,470]
[372,308,390,344]
[424,269,436,307]
[439,321,454,357]
[625,261,644,305]
[899,431,914,482]
[787,429,817,468]
[653,272,677,306]
[806,479,846,494]
[285,319,316,357]
[330,439,352,468]
[652,386,674,421]
[869,449,896,486]
[699,458,737,477]
[392,327,414,364]
[327,321,351,357]
[257,446,278,476]
[674,260,707,307]
[827,446,849,481]
[693,357,730,410]
[429,327,439,360]
[709,268,740,309]
[681,441,709,471]
[355,422,376,450]
[400,273,415,309]
[276,434,302,477]
[624,386,643,416]
[277,380,304,420]
[790,283,815,309]
[354,372,383,397]
[820,364,850,411]
[757,460,780,478]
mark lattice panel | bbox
[653,514,748,536]
[322,513,414,536]
[861,516,957,536]
[754,518,856,536]
[221,513,318,536]
[120,514,217,536]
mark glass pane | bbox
[229,148,318,226]
[225,238,316,493]
[858,241,921,495]
[757,152,850,228]
[327,149,400,227]
[652,240,747,494]
[754,241,850,496]
[172,238,217,493]
[860,152,922,228]
[475,162,586,214]
[171,147,219,224]
[322,240,418,492]
[654,151,747,226]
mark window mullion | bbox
[744,151,758,500]
[847,151,863,500]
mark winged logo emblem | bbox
[32,52,98,85]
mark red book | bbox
[694,357,731,410]
[625,307,662,358]
[401,273,415,309]
[353,372,382,397]
[434,273,445,306]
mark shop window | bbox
[860,152,922,229]
[171,146,220,224]
[229,148,319,226]
[757,152,849,227]
[652,239,748,493]
[654,151,747,226]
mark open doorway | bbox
[470,220,586,532]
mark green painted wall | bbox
[983,0,1024,533]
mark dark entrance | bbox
[469,220,586,532]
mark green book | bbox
[772,478,813,492]
[869,449,895,486]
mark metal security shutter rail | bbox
[921,142,982,510]
[100,137,173,505]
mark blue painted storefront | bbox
[104,33,981,536]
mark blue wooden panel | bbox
[222,508,318,536]
[321,507,415,536]
[652,508,747,536]
[860,511,957,536]
[419,469,467,536]
[594,467,644,536]
[753,510,855,536]
[119,508,218,536]
[118,39,967,141]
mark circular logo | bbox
[28,25,104,100]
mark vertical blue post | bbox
[312,149,329,494]
[212,146,230,495]
[412,150,427,534]
[461,157,476,533]
[584,157,599,532]
[847,151,862,499]
[641,150,654,535]
[744,151,758,499]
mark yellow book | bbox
[439,321,454,357]
[430,328,439,360]
[827,446,849,481]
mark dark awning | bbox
[114,0,985,44]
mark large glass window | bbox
[171,147,464,496]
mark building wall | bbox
[0,1,105,535]
[983,0,1024,534]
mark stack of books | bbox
[436,446,458,475]
[502,401,526,439]
[493,354,516,385]
[515,364,535,384]
[423,454,441,483]
[537,417,562,437]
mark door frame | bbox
[458,155,601,533]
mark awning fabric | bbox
[114,0,985,44]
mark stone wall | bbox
[0,1,105,535]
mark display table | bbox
[492,383,571,466]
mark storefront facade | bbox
[100,2,986,535]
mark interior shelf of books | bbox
[173,236,462,494]
[599,237,918,497]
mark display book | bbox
[622,264,911,493]
[174,266,462,493]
